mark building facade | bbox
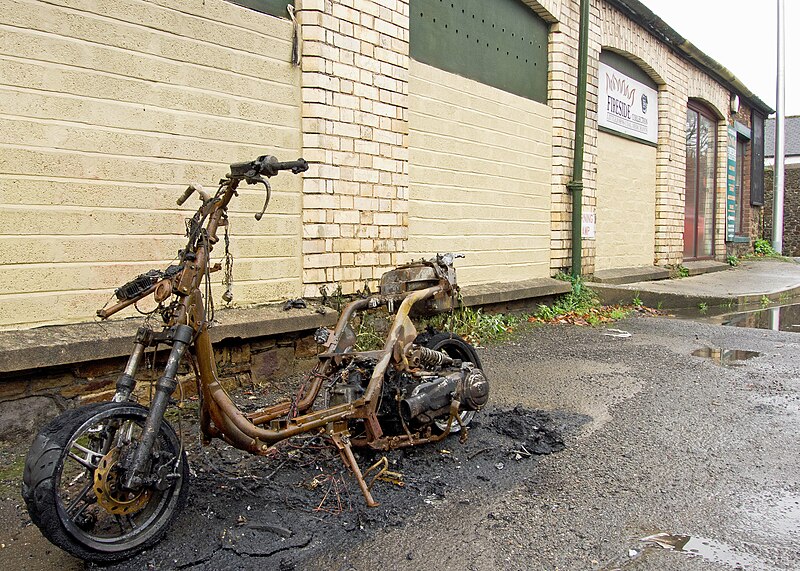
[0,0,772,329]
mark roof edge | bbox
[605,0,775,116]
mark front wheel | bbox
[22,402,189,563]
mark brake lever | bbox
[248,175,272,221]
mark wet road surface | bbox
[1,312,799,570]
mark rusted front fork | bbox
[122,324,194,489]
[111,327,157,403]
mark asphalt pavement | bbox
[314,313,800,571]
[1,260,799,570]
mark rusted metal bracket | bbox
[331,432,379,508]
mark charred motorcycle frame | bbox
[22,155,489,563]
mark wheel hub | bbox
[94,448,151,515]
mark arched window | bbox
[684,102,718,259]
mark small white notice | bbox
[581,210,596,239]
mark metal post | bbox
[772,0,785,253]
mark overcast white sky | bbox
[638,0,799,116]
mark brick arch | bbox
[599,46,665,86]
[598,3,670,87]
[686,95,726,120]
[686,67,729,120]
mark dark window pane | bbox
[750,111,765,206]
[684,109,699,258]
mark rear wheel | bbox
[22,402,188,563]
[420,332,485,433]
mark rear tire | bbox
[419,332,485,433]
[22,402,188,563]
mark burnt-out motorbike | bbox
[22,154,489,563]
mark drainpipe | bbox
[569,0,590,278]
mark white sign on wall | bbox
[598,62,658,144]
[581,210,596,239]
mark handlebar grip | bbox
[177,183,201,206]
[271,158,309,174]
[229,156,308,180]
[257,156,308,177]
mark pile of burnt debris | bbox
[107,403,583,571]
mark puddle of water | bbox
[640,532,769,570]
[692,347,762,366]
[720,303,800,332]
[673,302,800,332]
[745,491,800,545]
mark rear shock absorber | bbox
[407,345,461,368]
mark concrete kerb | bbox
[589,260,800,309]
[591,284,738,310]
[2,264,795,377]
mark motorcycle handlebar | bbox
[229,155,308,180]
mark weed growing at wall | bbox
[528,274,664,326]
[754,239,778,257]
[420,306,522,346]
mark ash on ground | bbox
[102,402,586,571]
[489,405,567,455]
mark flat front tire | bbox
[22,402,188,563]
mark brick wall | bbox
[546,0,597,273]
[0,0,765,331]
[0,331,320,440]
[597,2,735,266]
[297,0,410,298]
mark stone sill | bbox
[590,266,671,285]
[459,277,572,307]
[681,260,730,276]
[0,305,338,375]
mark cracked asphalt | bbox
[1,312,799,570]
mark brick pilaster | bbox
[297,0,410,297]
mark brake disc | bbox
[94,448,152,515]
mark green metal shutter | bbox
[226,0,292,19]
[410,0,549,103]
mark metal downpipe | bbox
[570,0,590,277]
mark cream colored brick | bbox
[0,0,305,328]
[305,253,341,269]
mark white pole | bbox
[773,0,785,253]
